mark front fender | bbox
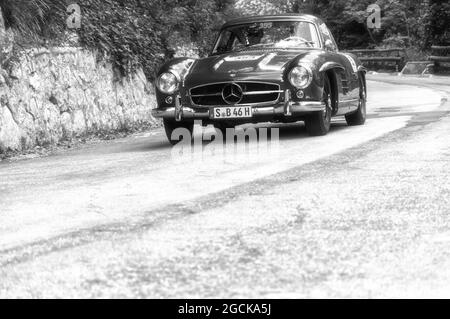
[319,61,345,73]
[283,52,331,103]
[156,58,197,108]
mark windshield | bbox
[213,20,321,55]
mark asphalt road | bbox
[0,76,449,298]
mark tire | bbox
[163,119,194,145]
[305,75,332,136]
[345,75,367,126]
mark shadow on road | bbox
[136,121,350,152]
[48,120,357,158]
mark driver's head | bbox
[289,25,296,36]
[247,27,263,45]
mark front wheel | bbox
[163,119,194,145]
[305,76,332,136]
[345,76,367,126]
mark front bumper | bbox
[152,91,325,121]
[152,102,325,119]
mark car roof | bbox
[222,14,324,29]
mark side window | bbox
[214,30,247,54]
[232,36,245,51]
[320,24,338,51]
[215,31,233,54]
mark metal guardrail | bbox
[429,46,450,74]
[347,48,407,72]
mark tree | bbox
[426,0,450,45]
[235,0,293,15]
[292,0,439,50]
[0,0,237,80]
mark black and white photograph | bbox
[0,0,449,303]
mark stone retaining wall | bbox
[0,47,157,153]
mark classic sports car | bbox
[152,14,367,144]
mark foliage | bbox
[1,0,448,79]
[292,0,428,49]
[426,0,450,46]
[0,0,62,37]
[72,0,237,80]
[1,0,236,80]
[235,0,293,15]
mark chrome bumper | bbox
[152,102,325,120]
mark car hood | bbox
[185,50,312,85]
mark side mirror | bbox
[324,39,336,52]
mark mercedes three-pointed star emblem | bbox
[222,83,244,105]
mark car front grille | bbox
[189,82,282,107]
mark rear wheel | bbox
[345,76,367,126]
[305,75,332,136]
[163,119,194,145]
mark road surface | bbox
[0,76,449,298]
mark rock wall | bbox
[0,47,158,153]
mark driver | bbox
[246,26,264,46]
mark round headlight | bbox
[156,72,179,94]
[289,65,313,89]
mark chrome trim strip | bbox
[152,108,210,119]
[244,90,284,95]
[189,93,223,98]
[290,102,325,112]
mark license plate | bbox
[212,106,253,119]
